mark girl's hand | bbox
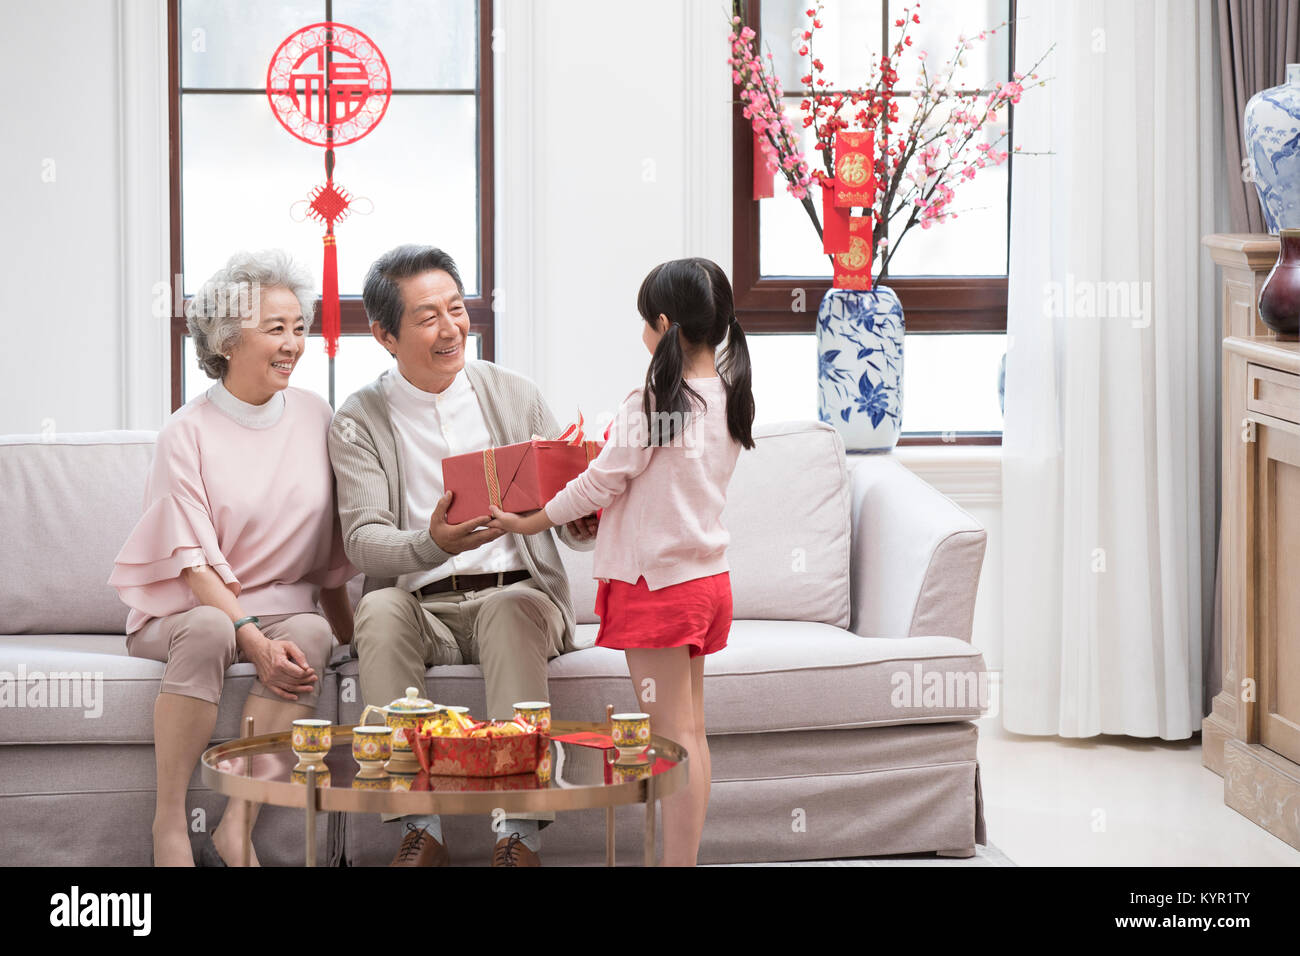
[488,506,553,536]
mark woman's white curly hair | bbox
[186,250,317,380]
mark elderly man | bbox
[328,244,596,867]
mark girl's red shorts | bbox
[594,572,732,658]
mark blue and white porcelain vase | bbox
[816,286,904,451]
[1244,63,1300,234]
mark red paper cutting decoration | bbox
[267,23,391,360]
[266,23,392,148]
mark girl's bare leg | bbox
[625,647,706,866]
[688,653,711,854]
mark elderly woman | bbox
[109,249,355,867]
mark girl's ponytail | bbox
[719,315,756,450]
[642,320,693,445]
[636,257,754,449]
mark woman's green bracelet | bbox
[232,615,260,633]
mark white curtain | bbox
[1001,0,1219,737]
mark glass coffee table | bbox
[200,718,687,867]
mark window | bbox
[734,0,1013,443]
[168,0,493,409]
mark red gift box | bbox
[441,414,602,525]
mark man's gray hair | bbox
[186,249,317,380]
[363,244,464,340]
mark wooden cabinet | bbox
[1202,233,1300,851]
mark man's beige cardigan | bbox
[327,360,595,653]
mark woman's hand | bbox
[247,634,318,702]
[487,506,554,536]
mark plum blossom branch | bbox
[729,2,1052,287]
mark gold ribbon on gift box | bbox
[480,410,597,512]
[481,448,502,511]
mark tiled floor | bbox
[975,715,1300,866]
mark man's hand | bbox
[565,514,599,540]
[429,490,506,554]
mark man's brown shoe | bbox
[492,832,541,867]
[390,823,450,867]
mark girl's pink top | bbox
[109,384,355,635]
[544,377,741,590]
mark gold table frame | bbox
[200,717,687,867]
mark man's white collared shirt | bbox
[381,364,527,593]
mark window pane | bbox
[340,94,480,294]
[879,97,1009,277]
[759,96,1008,278]
[759,99,834,278]
[759,1,1009,94]
[182,95,320,293]
[332,0,477,90]
[749,334,819,425]
[760,0,884,93]
[182,94,480,296]
[887,0,1011,92]
[753,2,1013,280]
[183,333,483,407]
[181,1,325,89]
[900,333,1004,433]
[739,332,1004,435]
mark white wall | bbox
[1,0,1005,658]
[494,0,732,421]
[1,0,169,436]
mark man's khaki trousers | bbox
[353,577,564,824]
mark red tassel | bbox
[321,228,340,359]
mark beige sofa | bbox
[0,420,989,865]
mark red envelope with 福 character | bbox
[833,215,875,290]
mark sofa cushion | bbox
[5,420,852,637]
[0,432,157,634]
[558,420,851,629]
[334,619,986,734]
[0,634,341,745]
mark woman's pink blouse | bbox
[109,387,355,634]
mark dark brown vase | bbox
[1259,229,1300,336]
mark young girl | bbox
[488,257,755,866]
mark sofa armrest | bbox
[848,455,987,642]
